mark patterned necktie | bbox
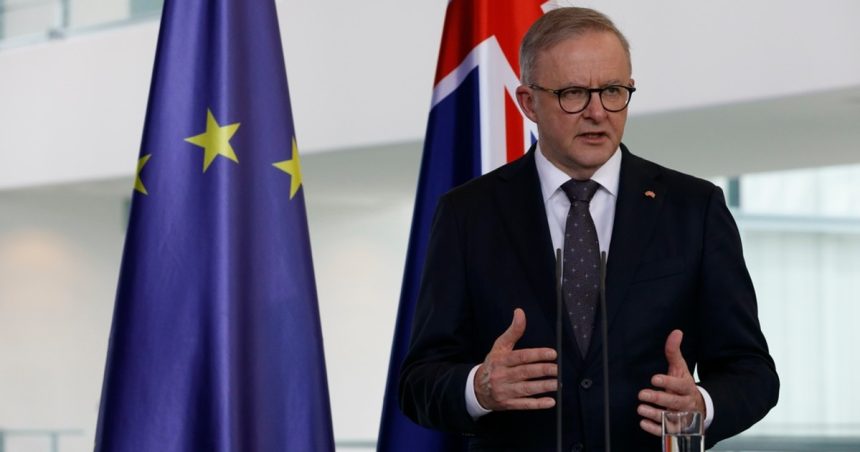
[560,179,601,357]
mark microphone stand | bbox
[600,251,610,452]
[555,249,563,452]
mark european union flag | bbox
[95,0,334,450]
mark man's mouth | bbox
[578,132,608,141]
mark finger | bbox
[636,403,663,425]
[502,347,557,366]
[499,396,556,411]
[476,377,557,411]
[508,378,558,397]
[508,362,558,381]
[664,329,689,376]
[639,418,662,437]
[638,388,686,411]
[652,374,695,396]
[492,308,526,352]
[484,378,557,403]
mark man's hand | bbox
[637,330,706,436]
[474,308,558,411]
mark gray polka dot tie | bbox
[560,179,601,357]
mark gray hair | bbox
[520,7,631,84]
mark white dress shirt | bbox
[464,145,714,429]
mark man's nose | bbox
[581,92,607,120]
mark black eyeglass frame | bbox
[528,84,637,114]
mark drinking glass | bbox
[662,411,704,452]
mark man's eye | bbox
[561,88,588,99]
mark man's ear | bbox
[516,85,539,123]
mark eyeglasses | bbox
[529,84,636,114]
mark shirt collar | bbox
[534,143,622,203]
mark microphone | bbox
[599,251,611,451]
[555,248,563,452]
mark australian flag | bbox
[377,1,547,450]
[94,0,335,450]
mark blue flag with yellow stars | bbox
[94,0,334,450]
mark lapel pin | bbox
[644,190,656,199]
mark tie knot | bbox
[561,179,600,203]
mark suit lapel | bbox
[493,146,583,368]
[601,144,666,337]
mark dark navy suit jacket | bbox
[399,144,779,451]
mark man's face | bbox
[517,31,633,179]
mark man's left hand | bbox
[636,329,706,436]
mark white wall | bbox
[70,0,129,29]
[0,181,128,452]
[2,0,860,189]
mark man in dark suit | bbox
[399,7,779,451]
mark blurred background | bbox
[1,0,859,450]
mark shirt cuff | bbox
[465,364,492,419]
[696,385,714,429]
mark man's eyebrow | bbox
[557,80,624,88]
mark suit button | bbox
[571,443,584,452]
[580,378,593,389]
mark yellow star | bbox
[134,154,152,195]
[273,138,303,199]
[184,109,240,172]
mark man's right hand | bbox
[474,308,558,411]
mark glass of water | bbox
[662,411,704,452]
